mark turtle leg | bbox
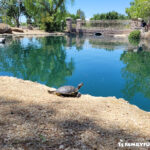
[76,92,81,98]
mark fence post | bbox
[76,19,82,33]
[66,17,72,33]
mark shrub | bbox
[129,38,140,46]
[128,30,141,46]
[129,30,141,40]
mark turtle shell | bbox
[56,86,78,95]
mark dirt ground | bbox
[0,76,150,150]
[13,29,64,36]
[0,26,65,37]
[11,29,65,37]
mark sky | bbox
[67,0,132,19]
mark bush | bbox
[128,30,141,46]
[90,11,128,20]
[129,30,141,40]
[129,38,140,46]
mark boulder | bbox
[0,23,12,34]
[11,27,24,33]
[27,25,33,30]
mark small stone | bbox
[59,145,64,149]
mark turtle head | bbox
[77,83,83,90]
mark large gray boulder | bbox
[0,23,12,34]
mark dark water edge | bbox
[0,35,150,111]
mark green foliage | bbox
[76,9,85,20]
[20,22,28,26]
[66,13,79,22]
[0,0,26,27]
[24,0,74,31]
[0,0,74,31]
[90,11,128,20]
[66,9,85,22]
[129,30,141,39]
[126,0,150,19]
[129,38,140,46]
[128,30,141,46]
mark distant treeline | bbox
[90,11,129,20]
[66,9,85,22]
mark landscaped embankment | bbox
[0,23,65,36]
[0,76,150,149]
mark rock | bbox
[11,27,24,33]
[28,25,33,30]
[59,145,64,149]
[0,23,12,34]
[0,38,6,44]
[141,30,150,39]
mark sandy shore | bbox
[0,28,65,37]
[0,76,150,150]
[0,27,130,38]
[12,29,65,36]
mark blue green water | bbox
[0,36,150,111]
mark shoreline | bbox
[0,32,65,37]
[0,76,150,149]
[0,27,129,38]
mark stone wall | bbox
[66,18,142,35]
[66,17,72,33]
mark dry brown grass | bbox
[0,76,150,150]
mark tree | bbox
[0,0,9,24]
[76,9,85,20]
[90,11,128,20]
[0,0,26,27]
[0,0,74,30]
[24,0,74,31]
[66,9,85,22]
[126,0,150,19]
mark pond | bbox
[0,35,150,111]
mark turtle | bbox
[48,83,83,97]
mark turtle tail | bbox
[48,90,56,94]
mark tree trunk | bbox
[16,18,20,28]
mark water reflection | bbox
[120,50,150,101]
[66,34,85,50]
[66,34,132,50]
[0,36,74,87]
[1,35,150,111]
[88,37,130,50]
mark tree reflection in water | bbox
[0,36,74,87]
[120,50,150,100]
